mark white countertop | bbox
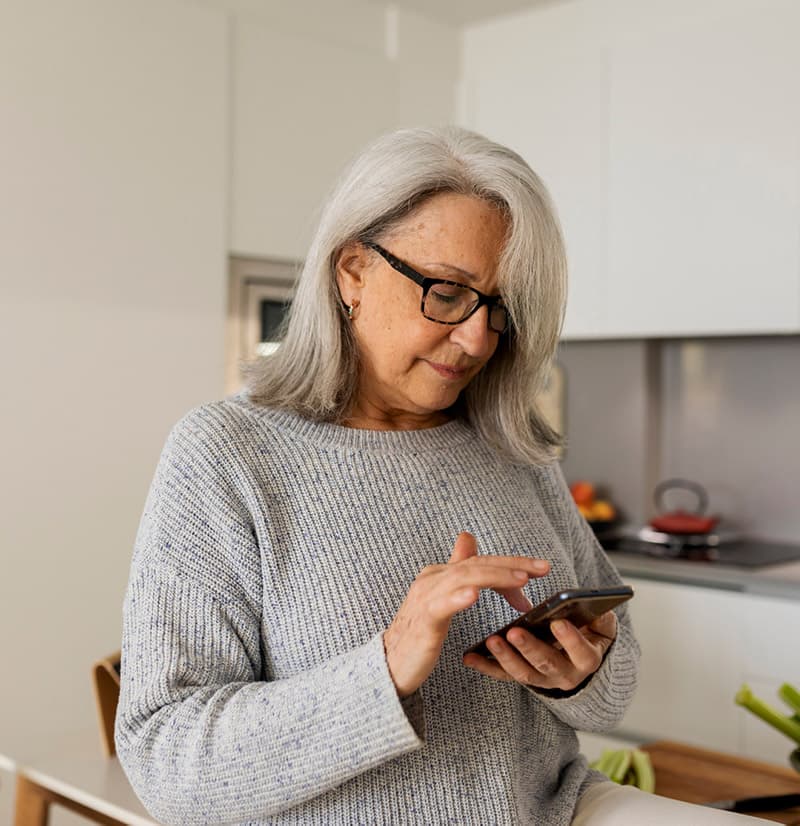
[608,551,800,600]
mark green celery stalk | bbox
[778,683,800,715]
[610,749,632,783]
[630,749,656,793]
[590,749,617,776]
[736,684,800,744]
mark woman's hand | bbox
[383,532,550,698]
[462,610,617,693]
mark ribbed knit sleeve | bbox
[115,417,424,825]
[523,464,640,732]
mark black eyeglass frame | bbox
[364,241,509,334]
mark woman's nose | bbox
[449,306,497,359]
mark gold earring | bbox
[347,298,360,320]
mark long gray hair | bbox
[243,125,567,465]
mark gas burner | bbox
[604,526,744,561]
[634,527,742,550]
[602,529,800,568]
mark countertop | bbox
[603,544,800,601]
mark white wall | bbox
[0,0,228,821]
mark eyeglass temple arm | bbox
[364,242,426,287]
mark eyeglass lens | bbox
[424,283,508,333]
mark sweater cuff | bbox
[523,623,638,732]
[399,689,426,740]
[360,631,426,752]
[377,630,427,741]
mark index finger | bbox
[456,556,551,576]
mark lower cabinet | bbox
[621,578,800,766]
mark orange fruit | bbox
[589,500,616,521]
[570,481,595,507]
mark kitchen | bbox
[2,0,800,822]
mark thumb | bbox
[448,531,478,564]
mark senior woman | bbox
[116,126,762,825]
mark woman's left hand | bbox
[462,610,617,693]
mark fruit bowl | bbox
[587,518,618,536]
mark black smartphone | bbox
[464,585,634,659]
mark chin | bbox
[415,388,464,415]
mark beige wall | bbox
[0,0,229,770]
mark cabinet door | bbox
[232,18,395,261]
[606,2,800,336]
[623,578,745,752]
[461,4,613,339]
[738,594,800,764]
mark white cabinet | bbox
[461,3,614,339]
[461,0,800,339]
[606,2,800,337]
[623,578,744,752]
[231,17,396,261]
[624,578,800,764]
[230,8,459,262]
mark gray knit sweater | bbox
[116,393,639,825]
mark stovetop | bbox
[598,529,800,568]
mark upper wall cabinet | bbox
[606,2,800,337]
[231,19,396,261]
[461,3,614,339]
[461,0,800,339]
[231,9,459,262]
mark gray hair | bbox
[243,125,567,465]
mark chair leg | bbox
[14,774,127,826]
[14,776,49,826]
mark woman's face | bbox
[336,192,508,429]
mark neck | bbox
[342,397,451,431]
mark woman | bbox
[116,126,761,824]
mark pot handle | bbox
[654,478,709,515]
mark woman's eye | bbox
[429,285,467,305]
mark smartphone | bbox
[464,585,634,659]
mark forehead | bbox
[390,192,508,244]
[384,192,508,290]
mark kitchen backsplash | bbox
[557,336,800,544]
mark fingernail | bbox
[533,560,550,571]
[552,620,566,634]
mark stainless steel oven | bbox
[226,256,299,394]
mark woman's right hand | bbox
[383,531,551,698]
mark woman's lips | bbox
[427,361,469,380]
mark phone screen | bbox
[464,585,633,659]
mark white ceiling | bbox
[370,0,563,27]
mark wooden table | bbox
[4,734,800,824]
[1,730,156,826]
[642,741,800,824]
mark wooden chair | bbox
[91,651,121,758]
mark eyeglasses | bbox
[365,242,510,334]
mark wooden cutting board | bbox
[642,741,800,824]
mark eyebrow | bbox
[423,261,479,284]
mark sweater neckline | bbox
[229,393,476,454]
